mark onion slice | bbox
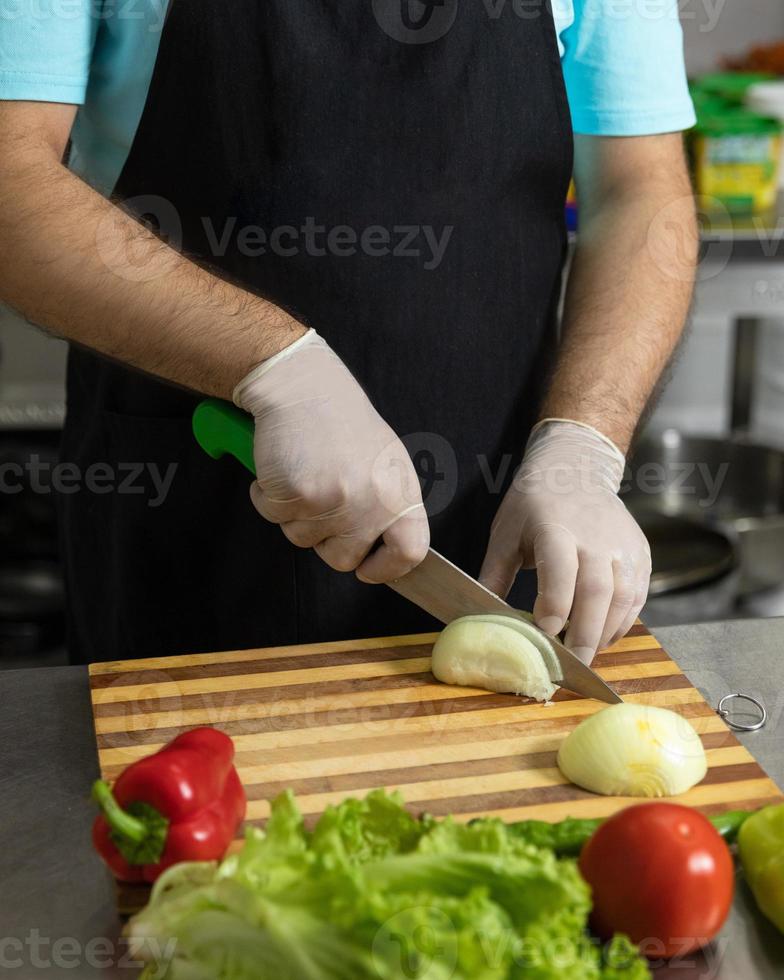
[431,614,558,702]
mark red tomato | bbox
[579,803,734,958]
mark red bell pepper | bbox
[91,727,246,883]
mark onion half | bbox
[557,703,708,797]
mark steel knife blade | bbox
[388,548,623,704]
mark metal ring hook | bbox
[717,693,767,732]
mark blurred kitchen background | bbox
[3,2,784,666]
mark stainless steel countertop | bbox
[1,619,783,978]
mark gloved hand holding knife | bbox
[229,327,652,667]
[234,329,430,585]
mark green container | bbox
[694,106,782,138]
[692,72,776,105]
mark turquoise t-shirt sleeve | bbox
[0,0,98,103]
[560,0,696,136]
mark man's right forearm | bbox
[0,105,306,400]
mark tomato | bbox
[579,802,734,958]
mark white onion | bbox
[557,703,707,797]
[431,614,558,702]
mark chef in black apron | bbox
[56,0,630,664]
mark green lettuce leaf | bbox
[128,791,650,980]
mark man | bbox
[0,0,697,664]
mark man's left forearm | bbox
[540,133,698,453]
[480,135,698,658]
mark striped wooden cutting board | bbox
[89,623,782,911]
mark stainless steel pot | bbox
[624,430,784,597]
[632,512,741,626]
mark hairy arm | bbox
[0,101,306,399]
[480,134,698,659]
[0,100,430,582]
[541,133,698,450]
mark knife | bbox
[386,547,622,704]
[193,398,623,704]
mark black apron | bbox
[59,0,573,664]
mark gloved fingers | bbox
[598,559,639,650]
[563,556,615,665]
[478,524,521,599]
[531,525,579,637]
[370,443,426,518]
[252,485,336,548]
[250,479,344,525]
[609,570,651,646]
[609,600,644,649]
[355,506,430,584]
[250,482,303,524]
[280,519,335,550]
[314,533,377,574]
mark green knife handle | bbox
[192,399,256,475]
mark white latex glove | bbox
[479,419,651,664]
[234,329,429,583]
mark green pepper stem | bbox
[92,780,148,843]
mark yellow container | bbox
[693,108,782,214]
